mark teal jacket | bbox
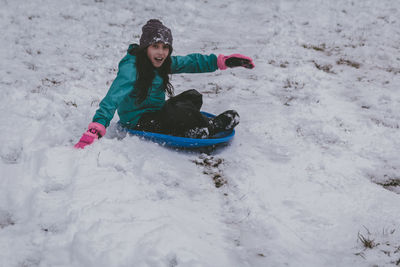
[92,44,218,128]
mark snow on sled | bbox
[118,112,235,148]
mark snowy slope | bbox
[1,0,400,266]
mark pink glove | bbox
[217,54,255,70]
[74,122,106,149]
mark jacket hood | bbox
[127,43,140,55]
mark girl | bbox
[75,19,254,149]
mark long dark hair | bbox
[128,45,174,104]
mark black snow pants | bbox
[134,89,210,137]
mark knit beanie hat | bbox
[139,19,173,49]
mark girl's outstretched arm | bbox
[171,53,218,74]
[171,53,254,74]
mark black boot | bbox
[208,110,240,136]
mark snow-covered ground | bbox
[1,0,400,266]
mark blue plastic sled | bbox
[118,112,235,148]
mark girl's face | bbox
[146,42,170,68]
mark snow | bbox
[1,0,400,266]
